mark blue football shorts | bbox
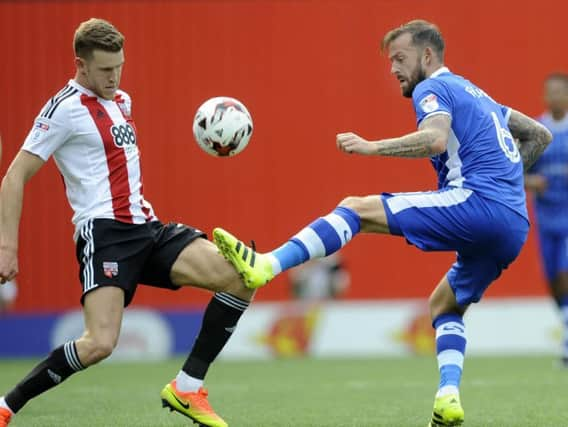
[381,187,529,306]
[536,229,568,282]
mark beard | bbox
[402,66,427,98]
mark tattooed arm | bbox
[336,114,450,157]
[507,109,552,170]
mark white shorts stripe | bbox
[81,220,97,293]
[322,213,353,245]
[437,349,464,369]
[294,227,326,258]
[83,220,94,292]
[80,222,90,290]
[386,188,473,215]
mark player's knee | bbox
[338,196,364,212]
[79,336,117,365]
[428,290,465,320]
[338,195,387,233]
[91,341,115,364]
[94,346,114,363]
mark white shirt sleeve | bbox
[22,102,73,161]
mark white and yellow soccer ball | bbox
[192,96,253,157]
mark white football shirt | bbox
[22,80,157,240]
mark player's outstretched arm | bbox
[508,109,552,170]
[336,114,450,158]
[0,150,45,283]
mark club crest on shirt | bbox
[115,95,131,118]
[419,93,439,113]
[117,101,130,117]
[103,261,119,278]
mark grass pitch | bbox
[0,356,566,426]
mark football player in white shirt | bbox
[0,18,250,427]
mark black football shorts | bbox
[75,219,206,306]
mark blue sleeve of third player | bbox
[412,79,453,126]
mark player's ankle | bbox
[436,385,459,397]
[175,372,203,393]
[0,397,14,415]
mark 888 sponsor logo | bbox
[111,123,137,148]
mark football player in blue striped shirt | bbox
[214,20,552,426]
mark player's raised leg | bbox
[160,237,254,427]
[0,287,124,425]
[213,195,389,289]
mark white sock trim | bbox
[268,253,282,275]
[214,292,249,311]
[175,370,203,392]
[64,341,84,372]
[436,385,459,397]
[322,213,353,244]
[435,322,466,339]
[0,397,14,414]
[293,227,326,258]
[437,349,464,369]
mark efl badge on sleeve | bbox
[103,261,119,278]
[31,120,50,142]
[419,93,439,113]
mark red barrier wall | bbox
[0,0,564,311]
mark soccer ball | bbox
[192,96,253,157]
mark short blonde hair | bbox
[381,19,445,61]
[74,18,124,59]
